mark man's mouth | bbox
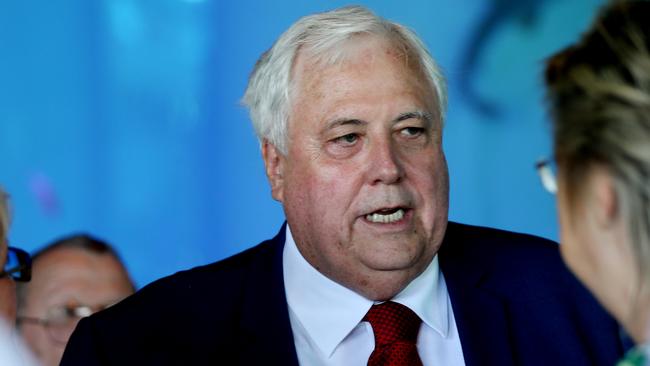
[364,208,407,224]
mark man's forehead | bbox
[293,46,435,102]
[294,35,417,76]
[292,41,431,101]
[321,110,435,133]
[35,246,114,267]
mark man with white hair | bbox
[62,6,625,365]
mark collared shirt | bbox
[283,225,465,366]
[617,343,650,366]
[0,319,39,366]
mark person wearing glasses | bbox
[16,234,135,366]
[542,0,650,364]
[0,187,39,365]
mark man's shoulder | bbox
[444,221,557,249]
[61,226,296,364]
[442,221,560,264]
[82,227,285,333]
[440,221,570,292]
[145,233,281,296]
[116,229,284,316]
[441,222,625,364]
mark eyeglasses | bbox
[18,302,118,344]
[536,158,558,194]
[0,246,32,282]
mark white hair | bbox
[242,5,447,154]
[0,188,9,247]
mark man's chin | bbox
[354,238,429,267]
[358,248,429,274]
[350,268,421,301]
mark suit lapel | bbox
[233,222,515,365]
[237,224,300,366]
[440,223,515,366]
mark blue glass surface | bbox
[0,0,605,288]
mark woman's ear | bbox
[262,140,286,203]
[589,167,619,227]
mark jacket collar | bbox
[237,222,515,366]
[439,222,515,366]
[237,223,300,365]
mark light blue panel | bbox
[0,0,606,288]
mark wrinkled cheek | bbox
[435,174,450,215]
[436,157,450,202]
[287,175,338,234]
[307,170,347,210]
[418,163,449,228]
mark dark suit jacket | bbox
[61,222,625,365]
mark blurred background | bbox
[0,0,606,288]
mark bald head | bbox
[17,235,134,366]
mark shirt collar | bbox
[283,224,449,358]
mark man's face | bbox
[19,247,134,366]
[264,37,449,300]
[0,242,17,324]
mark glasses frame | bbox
[1,246,32,282]
[18,304,96,345]
[536,158,558,194]
[18,300,125,345]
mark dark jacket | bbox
[61,222,625,365]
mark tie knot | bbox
[364,301,421,347]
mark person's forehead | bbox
[292,36,432,98]
[32,249,125,287]
[34,247,122,275]
[297,35,418,74]
[291,43,436,116]
[27,248,130,306]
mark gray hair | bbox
[242,5,447,154]
[545,1,650,302]
[0,188,9,248]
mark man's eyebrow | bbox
[322,118,366,131]
[321,112,431,133]
[394,111,433,125]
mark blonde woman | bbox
[543,1,650,364]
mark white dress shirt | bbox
[283,225,466,366]
[0,319,39,366]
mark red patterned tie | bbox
[364,301,424,366]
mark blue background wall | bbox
[0,0,605,288]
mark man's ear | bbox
[262,140,286,203]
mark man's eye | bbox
[400,127,424,138]
[334,133,359,145]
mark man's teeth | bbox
[366,209,405,223]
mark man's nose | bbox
[367,139,405,185]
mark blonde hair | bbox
[545,0,650,296]
[0,188,9,248]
